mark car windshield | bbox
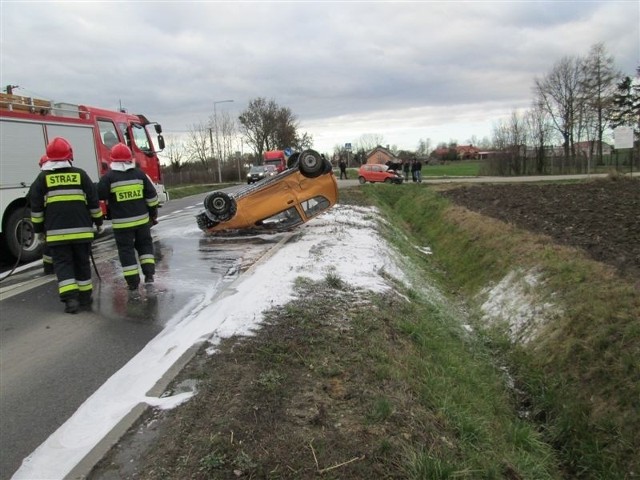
[258,206,303,229]
[249,166,265,173]
[301,196,330,217]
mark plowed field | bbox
[438,177,640,282]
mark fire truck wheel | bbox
[298,150,324,178]
[5,207,43,263]
[204,192,237,222]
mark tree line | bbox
[487,43,638,175]
[162,42,639,185]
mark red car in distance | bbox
[357,164,404,184]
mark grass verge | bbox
[362,183,640,479]
[167,184,220,200]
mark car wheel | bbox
[286,153,300,169]
[298,149,324,178]
[204,191,237,221]
[322,158,333,174]
[358,176,366,184]
[384,178,392,184]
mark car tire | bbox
[286,153,300,169]
[322,158,333,174]
[384,178,392,184]
[298,150,325,178]
[204,191,237,222]
[358,176,366,184]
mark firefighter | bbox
[29,137,104,313]
[98,143,159,296]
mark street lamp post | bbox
[213,99,234,183]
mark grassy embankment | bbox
[361,184,639,479]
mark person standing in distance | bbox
[98,143,159,296]
[339,158,348,180]
[29,137,104,313]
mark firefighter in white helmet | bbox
[98,143,159,296]
[29,137,104,313]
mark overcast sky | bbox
[2,1,638,155]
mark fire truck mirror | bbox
[154,124,163,134]
[157,134,165,150]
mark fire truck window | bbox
[131,123,151,152]
[98,120,119,149]
[103,132,117,148]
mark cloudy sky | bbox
[2,1,638,155]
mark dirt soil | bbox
[89,177,638,480]
[438,177,640,283]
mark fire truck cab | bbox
[262,150,288,173]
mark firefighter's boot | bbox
[64,298,80,314]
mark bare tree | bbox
[535,55,583,170]
[238,97,303,159]
[185,121,212,169]
[526,99,555,174]
[416,138,432,156]
[295,131,314,150]
[354,133,385,153]
[220,110,237,168]
[162,134,187,172]
[491,110,528,174]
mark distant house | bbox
[431,145,480,161]
[366,146,399,165]
[456,145,481,159]
[433,147,450,159]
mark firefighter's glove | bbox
[96,225,105,235]
[151,217,159,226]
[36,233,46,243]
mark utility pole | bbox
[209,127,215,180]
[213,99,234,183]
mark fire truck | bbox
[0,92,167,263]
[262,150,288,173]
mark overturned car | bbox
[196,150,338,234]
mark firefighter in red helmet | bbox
[29,137,104,313]
[98,143,159,297]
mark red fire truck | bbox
[262,150,288,173]
[0,92,167,262]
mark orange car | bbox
[196,150,338,234]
